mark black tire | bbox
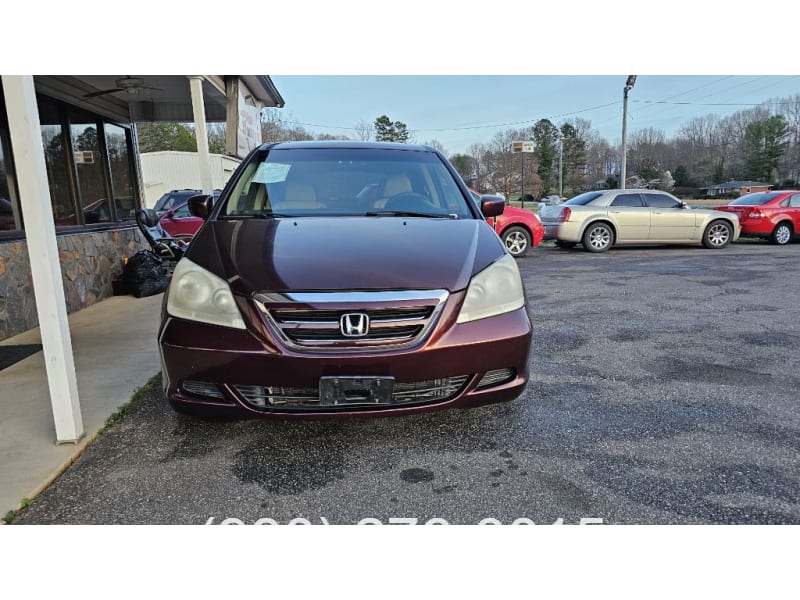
[554,240,577,249]
[770,222,793,245]
[501,226,532,257]
[582,222,615,253]
[702,219,733,249]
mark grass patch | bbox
[2,498,30,524]
[98,372,161,435]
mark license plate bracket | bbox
[319,376,395,406]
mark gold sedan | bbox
[539,190,740,253]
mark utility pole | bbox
[559,131,563,197]
[620,75,637,190]
[520,151,524,208]
[512,140,535,208]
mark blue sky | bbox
[270,75,800,156]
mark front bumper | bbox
[158,295,532,418]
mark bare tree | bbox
[467,143,488,192]
[354,119,373,141]
[423,139,447,155]
[261,109,314,143]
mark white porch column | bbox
[2,75,84,444]
[188,76,213,194]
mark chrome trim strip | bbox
[253,290,450,353]
[255,290,449,305]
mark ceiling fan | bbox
[83,77,163,99]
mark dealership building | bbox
[0,75,284,442]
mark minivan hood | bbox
[187,217,505,294]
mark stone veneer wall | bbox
[0,227,148,341]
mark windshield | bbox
[220,148,473,219]
[564,191,605,206]
[728,192,781,206]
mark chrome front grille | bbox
[233,375,470,410]
[254,290,448,351]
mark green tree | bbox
[559,122,587,195]
[533,119,559,193]
[207,123,226,154]
[713,158,726,184]
[744,115,789,182]
[136,122,197,153]
[449,154,475,185]
[673,165,690,187]
[374,115,411,143]
[639,165,660,181]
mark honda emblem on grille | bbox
[340,313,370,337]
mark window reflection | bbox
[41,124,76,226]
[71,121,110,223]
[1,127,17,230]
[105,123,135,220]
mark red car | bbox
[159,201,204,237]
[470,190,544,257]
[159,191,222,237]
[716,191,800,245]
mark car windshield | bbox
[220,148,473,219]
[728,192,782,205]
[563,191,605,206]
[156,191,197,212]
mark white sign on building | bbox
[237,84,262,158]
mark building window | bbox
[0,83,21,232]
[33,95,140,230]
[38,98,77,226]
[105,123,136,220]
[70,117,111,223]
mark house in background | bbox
[140,151,241,208]
[703,180,771,197]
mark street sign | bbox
[512,141,535,153]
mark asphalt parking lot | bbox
[14,241,800,524]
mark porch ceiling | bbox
[33,75,283,124]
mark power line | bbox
[631,99,800,107]
[282,100,622,133]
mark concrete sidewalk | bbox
[0,293,163,518]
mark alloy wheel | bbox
[707,223,730,247]
[505,231,527,255]
[589,226,611,250]
[775,224,791,245]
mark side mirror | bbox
[187,194,214,220]
[678,200,688,209]
[480,195,506,218]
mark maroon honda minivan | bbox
[158,141,532,418]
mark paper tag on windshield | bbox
[252,162,291,184]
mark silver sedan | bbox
[539,189,740,253]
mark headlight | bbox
[167,258,246,329]
[457,254,525,324]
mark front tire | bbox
[582,222,615,253]
[770,222,793,245]
[502,226,531,257]
[703,220,733,249]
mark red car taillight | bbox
[557,207,571,222]
[748,210,764,219]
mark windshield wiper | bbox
[364,210,457,219]
[220,212,296,219]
